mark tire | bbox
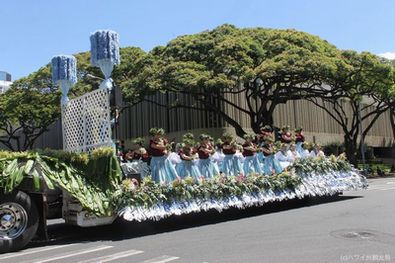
[0,190,39,253]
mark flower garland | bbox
[117,154,367,222]
[119,167,366,222]
[115,172,301,209]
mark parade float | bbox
[0,30,367,253]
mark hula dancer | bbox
[168,132,195,168]
[221,132,243,176]
[260,125,274,141]
[198,134,218,179]
[280,125,293,144]
[176,138,201,180]
[132,137,151,178]
[310,143,325,158]
[149,128,179,183]
[288,142,300,162]
[255,127,266,167]
[124,149,135,162]
[168,142,182,168]
[242,133,262,175]
[262,137,283,175]
[300,142,311,158]
[295,127,305,156]
[274,143,293,170]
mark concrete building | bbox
[0,71,12,94]
[1,88,393,153]
[114,91,394,148]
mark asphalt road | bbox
[1,177,395,263]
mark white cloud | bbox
[378,52,395,60]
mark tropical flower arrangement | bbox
[292,154,352,174]
[0,148,366,219]
[116,153,366,222]
[115,171,301,210]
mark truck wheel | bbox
[0,191,39,253]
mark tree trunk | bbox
[251,108,275,134]
[344,135,358,165]
[390,110,395,140]
[251,121,261,134]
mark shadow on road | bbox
[29,194,362,248]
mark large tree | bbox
[0,69,60,151]
[305,51,394,164]
[123,24,343,136]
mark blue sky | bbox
[1,0,394,80]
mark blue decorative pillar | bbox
[51,55,77,105]
[90,30,120,90]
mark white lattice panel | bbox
[62,89,112,152]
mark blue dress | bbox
[149,139,179,183]
[221,154,243,176]
[256,152,265,163]
[198,159,219,179]
[176,160,201,180]
[197,145,218,179]
[211,150,224,174]
[256,152,265,171]
[262,155,283,175]
[242,142,262,175]
[150,156,179,183]
[212,161,220,176]
[243,155,262,175]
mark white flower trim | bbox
[119,169,367,222]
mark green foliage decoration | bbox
[0,147,120,216]
[292,154,352,174]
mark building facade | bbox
[1,89,393,151]
[0,71,12,94]
[114,91,394,148]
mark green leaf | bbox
[4,159,18,175]
[31,169,41,190]
[23,160,35,174]
[13,166,25,188]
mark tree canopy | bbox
[305,50,394,163]
[124,24,347,134]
